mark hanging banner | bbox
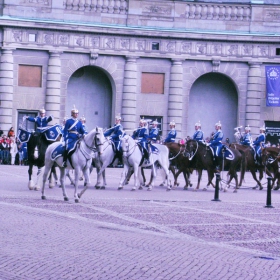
[266,65,280,107]
[265,120,280,146]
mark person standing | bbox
[9,137,18,165]
[25,108,53,133]
[62,106,86,167]
[164,120,177,143]
[192,121,204,142]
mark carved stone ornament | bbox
[167,42,175,52]
[136,40,145,51]
[181,42,191,53]
[90,37,100,48]
[90,52,98,65]
[212,44,222,54]
[13,31,22,42]
[44,34,53,44]
[105,38,115,49]
[120,39,129,50]
[228,45,238,55]
[197,44,206,54]
[144,5,172,15]
[75,37,84,47]
[212,60,220,72]
[243,44,252,55]
[59,35,69,45]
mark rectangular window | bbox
[276,48,280,56]
[18,111,37,132]
[141,72,165,94]
[18,65,42,87]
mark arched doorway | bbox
[66,66,113,130]
[187,73,238,142]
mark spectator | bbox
[0,127,3,137]
[7,127,15,138]
[9,137,18,165]
[0,135,11,164]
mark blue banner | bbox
[266,65,280,107]
[44,124,63,142]
[17,128,31,143]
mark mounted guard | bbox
[240,125,253,147]
[253,126,266,165]
[62,105,86,167]
[208,121,224,172]
[104,113,125,158]
[80,116,88,134]
[148,120,159,143]
[193,121,204,142]
[132,117,149,162]
[164,120,177,143]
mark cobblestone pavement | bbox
[0,165,279,280]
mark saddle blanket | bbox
[209,145,235,160]
[51,143,65,160]
[44,125,63,142]
[17,128,31,143]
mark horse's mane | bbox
[263,146,280,155]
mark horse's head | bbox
[184,140,198,159]
[261,147,280,166]
[94,127,105,154]
[120,134,131,156]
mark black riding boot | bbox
[62,151,68,167]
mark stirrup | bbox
[62,161,67,168]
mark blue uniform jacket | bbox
[241,133,252,146]
[148,127,159,142]
[132,127,148,143]
[253,133,265,155]
[193,130,204,141]
[63,118,86,152]
[104,124,123,141]
[210,130,223,156]
[164,129,177,143]
[27,115,53,132]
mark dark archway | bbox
[67,66,112,130]
[187,73,238,142]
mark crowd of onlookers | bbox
[0,127,28,165]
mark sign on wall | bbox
[265,120,280,145]
[266,65,280,107]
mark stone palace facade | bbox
[0,0,280,140]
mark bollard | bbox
[212,173,221,202]
[265,177,274,208]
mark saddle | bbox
[209,145,235,161]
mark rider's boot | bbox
[144,148,150,163]
[62,150,68,167]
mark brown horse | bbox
[261,146,280,190]
[185,140,242,192]
[165,142,192,190]
[229,143,264,190]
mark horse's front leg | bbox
[78,168,91,199]
[34,166,45,191]
[59,168,69,201]
[132,164,139,191]
[28,164,34,190]
[118,164,129,190]
[74,168,80,203]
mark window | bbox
[18,65,42,87]
[276,48,280,56]
[152,42,160,51]
[18,111,38,132]
[141,72,165,94]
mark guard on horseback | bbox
[240,125,253,146]
[253,126,266,166]
[80,116,88,134]
[25,108,53,134]
[148,120,159,143]
[62,106,86,168]
[164,120,177,143]
[193,121,204,142]
[209,121,224,172]
[104,114,125,160]
[132,118,149,162]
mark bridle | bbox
[185,140,199,160]
[122,136,137,160]
[80,130,104,160]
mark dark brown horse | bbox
[165,142,192,190]
[229,143,264,190]
[261,146,280,190]
[185,140,242,192]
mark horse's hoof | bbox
[118,187,123,190]
[233,189,237,193]
[259,187,263,190]
[131,188,136,191]
[159,183,164,187]
[29,187,34,191]
[34,187,40,191]
[75,199,79,203]
[64,197,69,201]
[252,186,258,190]
[203,188,207,191]
[41,195,46,200]
[192,189,198,192]
[166,188,171,191]
[189,184,193,187]
[138,186,143,190]
[100,186,105,190]
[183,187,188,190]
[95,185,100,189]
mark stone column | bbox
[45,51,62,123]
[0,48,14,132]
[168,59,183,138]
[245,62,262,135]
[122,56,138,131]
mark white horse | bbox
[119,134,170,191]
[41,127,104,203]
